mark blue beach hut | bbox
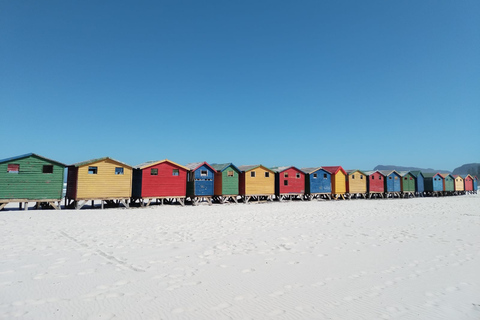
[301,167,332,200]
[185,162,216,205]
[409,171,425,196]
[423,173,444,194]
[379,170,401,196]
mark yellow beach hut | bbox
[453,175,465,194]
[66,157,133,209]
[346,169,367,198]
[238,165,275,203]
[322,166,347,199]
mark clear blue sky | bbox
[1,0,479,171]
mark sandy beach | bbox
[0,194,479,319]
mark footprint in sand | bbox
[311,282,326,287]
[241,268,255,273]
[171,308,184,314]
[269,291,284,297]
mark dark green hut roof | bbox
[0,153,66,167]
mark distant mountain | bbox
[373,165,450,173]
[451,163,480,176]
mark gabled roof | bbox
[422,172,441,178]
[397,171,414,177]
[439,173,453,179]
[346,169,367,175]
[0,153,66,167]
[238,164,275,173]
[461,174,473,179]
[270,166,303,173]
[453,175,464,180]
[135,159,187,170]
[378,170,400,177]
[184,161,216,172]
[210,163,240,173]
[363,170,382,176]
[409,170,424,178]
[322,166,347,175]
[71,157,132,169]
[300,167,331,174]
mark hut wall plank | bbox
[76,159,132,199]
[0,155,64,200]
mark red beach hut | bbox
[271,166,306,201]
[132,159,188,206]
[365,170,385,198]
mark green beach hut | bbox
[211,163,240,203]
[0,153,66,210]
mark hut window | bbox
[313,173,317,179]
[115,167,124,175]
[151,168,158,175]
[251,171,256,178]
[265,172,270,178]
[284,180,288,186]
[88,166,98,174]
[410,177,413,180]
[323,174,327,179]
[394,176,398,180]
[352,175,355,179]
[389,176,392,180]
[284,172,289,178]
[7,164,19,173]
[371,176,374,180]
[404,177,407,180]
[200,170,208,177]
[360,175,363,179]
[172,169,179,176]
[43,165,53,174]
[227,170,234,177]
[296,173,300,179]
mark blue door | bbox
[416,176,424,193]
[433,176,443,191]
[194,165,214,196]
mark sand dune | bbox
[0,195,479,319]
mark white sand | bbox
[0,195,479,320]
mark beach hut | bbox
[322,166,347,199]
[409,171,425,196]
[474,176,478,193]
[423,173,444,195]
[185,162,216,205]
[271,166,305,201]
[453,175,465,195]
[66,157,133,209]
[238,165,275,203]
[463,174,474,194]
[399,171,416,197]
[0,153,66,210]
[346,170,367,199]
[301,167,332,200]
[379,170,401,197]
[211,163,241,203]
[365,170,385,198]
[440,173,455,195]
[132,159,188,206]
